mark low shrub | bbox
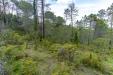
[49,43,77,62]
[6,57,38,75]
[0,30,24,45]
[52,62,71,75]
[92,38,109,51]
[0,44,27,63]
[0,45,38,75]
[81,51,104,71]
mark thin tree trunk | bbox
[2,0,6,26]
[33,0,38,49]
[33,0,38,31]
[71,8,74,41]
[109,15,113,50]
[41,0,45,40]
[88,21,91,45]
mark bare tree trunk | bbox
[2,0,6,26]
[10,4,14,27]
[88,21,91,45]
[41,0,45,40]
[70,8,74,42]
[109,15,113,50]
[33,0,38,31]
[33,0,38,49]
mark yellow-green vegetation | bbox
[0,32,112,75]
[1,0,113,75]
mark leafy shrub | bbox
[52,62,71,75]
[0,45,38,75]
[39,39,53,49]
[7,58,38,75]
[0,30,24,46]
[19,58,38,75]
[49,44,62,54]
[49,43,77,62]
[81,51,104,71]
[92,38,109,51]
[0,44,26,62]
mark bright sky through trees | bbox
[48,0,113,20]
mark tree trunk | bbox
[41,0,45,40]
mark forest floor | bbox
[0,41,113,75]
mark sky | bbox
[46,0,113,20]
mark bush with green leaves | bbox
[6,57,38,75]
[80,51,104,71]
[92,38,109,51]
[49,43,77,62]
[52,62,71,75]
[0,30,24,46]
[0,45,25,59]
[0,44,39,75]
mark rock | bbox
[0,61,7,75]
